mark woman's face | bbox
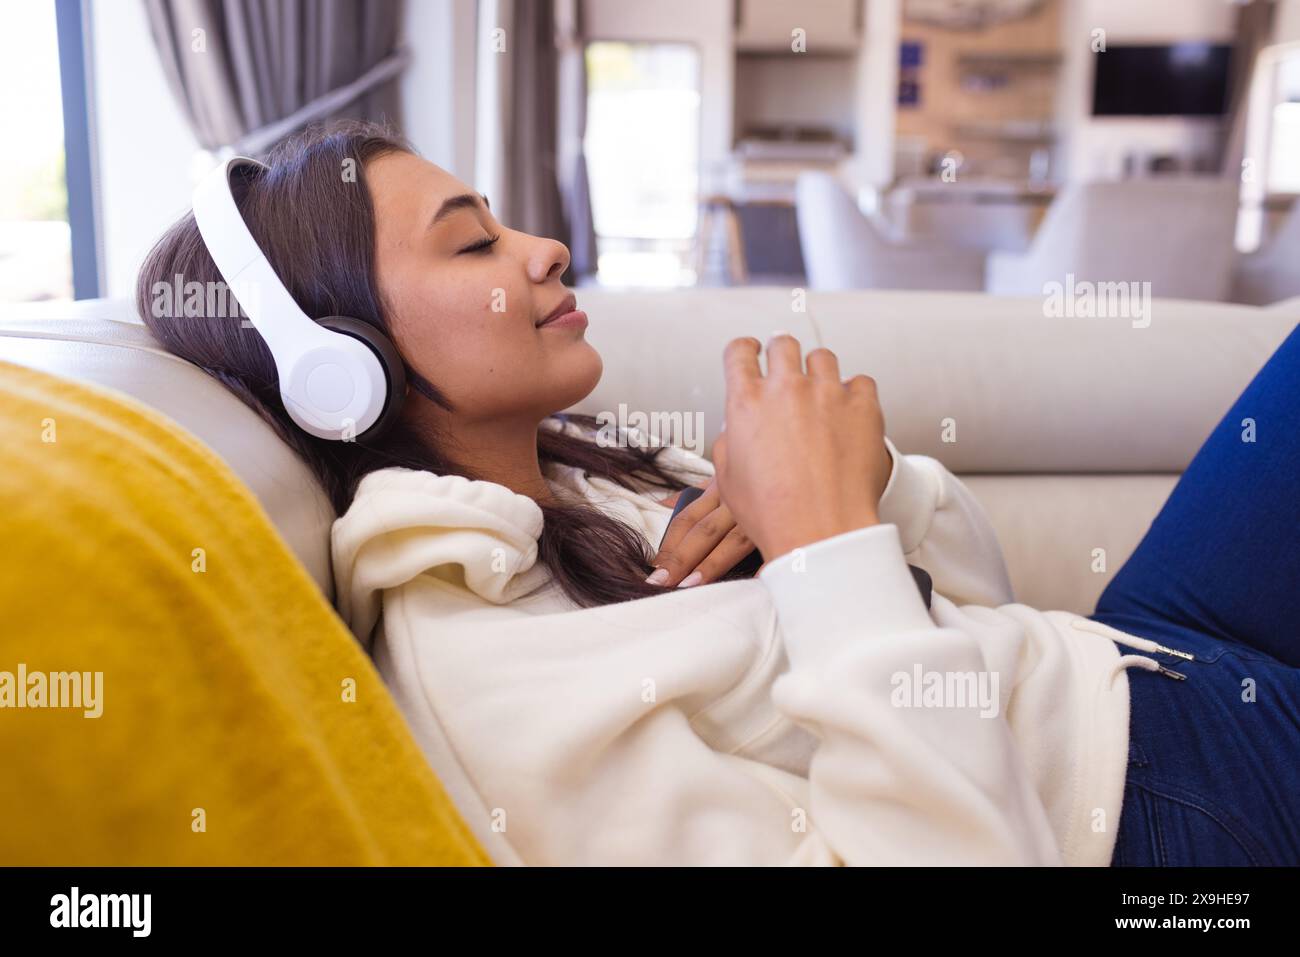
[365,151,602,423]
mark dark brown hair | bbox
[136,120,707,609]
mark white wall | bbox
[1070,0,1236,40]
[852,0,900,191]
[88,0,199,299]
[401,0,477,181]
[1055,0,1237,182]
[1275,0,1300,44]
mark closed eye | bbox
[459,233,500,255]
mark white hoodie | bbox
[332,417,1160,866]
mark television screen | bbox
[1092,44,1232,117]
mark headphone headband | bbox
[191,156,396,441]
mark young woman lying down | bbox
[138,121,1300,867]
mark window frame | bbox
[54,0,102,299]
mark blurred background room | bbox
[3,0,1300,306]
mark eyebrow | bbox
[430,192,491,228]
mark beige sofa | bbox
[2,290,1296,616]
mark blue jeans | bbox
[1089,322,1300,866]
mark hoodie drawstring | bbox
[1069,617,1197,688]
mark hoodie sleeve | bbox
[876,437,1015,607]
[759,523,1062,865]
[552,416,1013,608]
[612,421,1014,607]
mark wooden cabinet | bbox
[733,0,861,53]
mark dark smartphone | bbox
[659,485,933,606]
[661,486,764,579]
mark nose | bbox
[527,235,571,284]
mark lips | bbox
[537,293,578,328]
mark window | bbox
[0,0,98,303]
[584,41,701,287]
[1266,50,1300,194]
[1237,42,1300,252]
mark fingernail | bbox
[677,571,703,588]
[645,567,670,585]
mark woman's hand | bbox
[655,489,686,509]
[647,479,757,587]
[712,334,891,562]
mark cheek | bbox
[391,275,541,407]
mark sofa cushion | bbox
[571,287,1299,473]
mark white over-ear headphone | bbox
[191,156,406,441]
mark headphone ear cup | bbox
[315,316,407,439]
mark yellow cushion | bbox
[0,359,490,865]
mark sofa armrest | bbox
[0,358,490,865]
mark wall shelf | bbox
[955,51,1062,69]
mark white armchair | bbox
[795,172,986,292]
[1233,202,1300,306]
[986,178,1239,301]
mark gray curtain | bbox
[1220,0,1278,175]
[558,0,597,279]
[144,0,407,155]
[501,0,570,257]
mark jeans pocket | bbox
[1130,780,1271,866]
[1179,644,1261,666]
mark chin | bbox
[549,344,604,413]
